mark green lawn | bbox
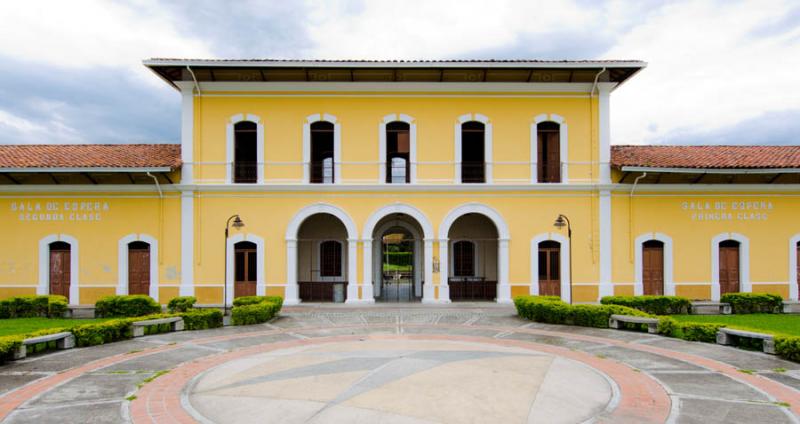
[0,318,112,337]
[671,314,800,337]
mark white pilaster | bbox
[360,239,375,301]
[177,82,195,184]
[496,239,511,303]
[422,239,435,302]
[598,83,613,185]
[285,239,300,305]
[598,190,613,299]
[180,191,195,296]
[434,238,451,302]
[344,239,361,303]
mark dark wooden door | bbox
[49,242,71,301]
[642,241,664,296]
[538,242,561,296]
[128,242,150,295]
[234,242,257,298]
[719,241,740,294]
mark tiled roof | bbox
[0,144,181,169]
[611,145,800,169]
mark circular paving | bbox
[186,339,614,424]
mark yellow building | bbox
[1,59,798,306]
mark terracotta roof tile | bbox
[0,144,181,169]
[611,145,800,169]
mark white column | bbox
[598,83,613,185]
[345,239,361,303]
[361,239,374,301]
[285,239,300,305]
[177,82,194,184]
[496,239,511,303]
[437,238,451,302]
[598,190,613,299]
[422,239,435,302]
[180,191,195,296]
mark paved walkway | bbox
[0,305,799,423]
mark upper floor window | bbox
[461,121,485,183]
[386,121,410,183]
[233,121,257,183]
[310,121,335,184]
[537,121,561,183]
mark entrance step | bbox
[66,306,96,319]
[690,302,731,315]
[783,301,800,314]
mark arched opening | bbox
[310,121,335,183]
[538,240,561,297]
[234,241,257,298]
[461,121,485,183]
[385,121,410,183]
[233,121,257,183]
[537,121,561,183]
[49,241,71,301]
[642,240,664,296]
[127,241,151,296]
[370,213,425,302]
[719,240,741,295]
[297,213,349,302]
[448,213,498,300]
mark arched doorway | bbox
[370,214,425,302]
[297,213,350,302]
[447,213,499,301]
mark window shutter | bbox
[546,132,560,182]
[537,134,546,182]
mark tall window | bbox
[453,240,475,277]
[461,121,485,183]
[386,121,410,183]
[320,240,342,277]
[310,121,335,183]
[537,121,560,183]
[234,121,257,183]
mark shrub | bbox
[721,293,783,314]
[231,296,283,326]
[0,335,23,363]
[514,295,651,329]
[601,295,691,315]
[775,336,800,362]
[0,295,64,319]
[179,309,223,330]
[657,316,725,343]
[47,295,68,317]
[167,296,196,313]
[95,295,161,318]
[232,296,266,307]
[71,318,135,347]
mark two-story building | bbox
[1,59,799,306]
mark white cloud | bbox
[604,0,800,145]
[0,108,84,144]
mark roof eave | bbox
[0,166,176,173]
[618,166,800,174]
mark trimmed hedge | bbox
[180,309,223,330]
[231,296,283,326]
[775,336,800,362]
[72,309,224,347]
[600,295,691,315]
[0,295,69,319]
[514,295,651,329]
[657,317,725,343]
[720,293,783,314]
[95,295,161,318]
[167,296,196,313]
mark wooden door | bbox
[719,241,740,294]
[234,242,257,298]
[538,241,561,297]
[128,242,150,295]
[642,241,664,296]
[49,242,71,301]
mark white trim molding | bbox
[303,113,341,184]
[634,233,674,296]
[38,234,79,304]
[117,234,159,301]
[711,232,750,301]
[531,114,569,183]
[180,191,195,296]
[598,190,613,300]
[378,114,417,184]
[285,203,359,305]
[363,203,434,303]
[438,203,510,303]
[530,233,571,303]
[226,113,265,184]
[789,234,800,301]
[454,113,493,184]
[226,233,266,306]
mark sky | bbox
[0,0,798,146]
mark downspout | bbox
[147,172,164,266]
[589,67,606,265]
[629,172,647,261]
[187,66,201,96]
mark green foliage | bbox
[0,335,23,363]
[0,295,55,318]
[95,295,161,318]
[47,295,68,317]
[71,318,135,347]
[231,297,283,326]
[167,296,196,313]
[514,295,651,329]
[382,251,413,267]
[180,309,223,330]
[657,316,725,342]
[721,293,783,314]
[600,295,691,315]
[775,336,800,362]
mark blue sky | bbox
[0,0,797,146]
